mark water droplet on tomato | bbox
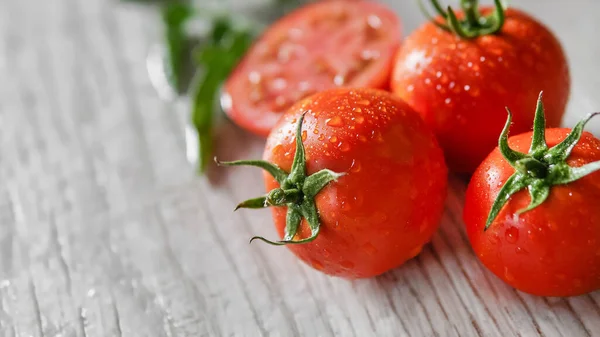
[449,81,455,89]
[248,71,261,84]
[464,85,471,91]
[480,56,486,62]
[333,74,345,86]
[424,78,431,85]
[504,267,515,282]
[301,130,307,141]
[311,260,324,270]
[355,115,365,124]
[467,62,473,68]
[515,246,528,255]
[339,142,350,152]
[313,129,319,134]
[326,116,343,127]
[358,135,367,142]
[329,136,338,143]
[407,84,414,92]
[318,134,325,141]
[358,99,371,106]
[350,160,361,173]
[444,98,451,104]
[505,226,519,244]
[354,107,362,113]
[363,243,377,255]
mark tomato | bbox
[223,0,401,137]
[222,88,447,278]
[391,3,570,173]
[463,95,600,296]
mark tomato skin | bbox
[224,0,401,137]
[464,129,600,296]
[262,88,448,278]
[391,8,570,173]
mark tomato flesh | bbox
[464,129,600,296]
[262,88,448,278]
[224,0,401,137]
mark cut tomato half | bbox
[222,0,402,137]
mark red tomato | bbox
[464,128,600,296]
[391,7,570,173]
[223,0,401,137]
[261,88,447,278]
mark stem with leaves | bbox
[485,91,600,230]
[217,114,345,245]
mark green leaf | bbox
[545,112,600,164]
[303,169,344,198]
[287,113,307,186]
[284,206,302,241]
[235,196,268,211]
[485,173,528,230]
[161,2,194,91]
[550,161,600,185]
[216,159,288,184]
[498,107,527,166]
[528,92,548,157]
[517,180,550,214]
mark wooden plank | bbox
[0,0,598,336]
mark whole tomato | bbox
[391,1,570,173]
[222,88,448,278]
[464,93,600,296]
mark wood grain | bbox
[0,0,599,336]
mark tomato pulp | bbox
[223,0,402,137]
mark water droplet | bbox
[367,14,382,29]
[355,115,365,124]
[358,99,371,106]
[301,130,307,141]
[407,84,414,92]
[339,142,351,152]
[323,247,331,257]
[333,74,345,86]
[358,135,367,142]
[363,243,377,255]
[444,98,451,104]
[248,71,261,84]
[350,160,362,173]
[318,134,325,141]
[311,260,324,270]
[313,129,319,134]
[467,62,473,68]
[436,84,442,90]
[424,78,431,85]
[354,107,362,113]
[515,246,528,255]
[272,78,287,90]
[326,116,343,127]
[504,267,515,282]
[329,136,338,143]
[409,245,423,258]
[480,56,486,62]
[505,226,519,244]
[464,85,471,91]
[449,81,455,89]
[435,71,442,78]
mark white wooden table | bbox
[0,0,599,336]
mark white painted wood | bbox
[0,0,598,336]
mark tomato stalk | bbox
[217,113,345,245]
[485,91,600,229]
[419,0,506,38]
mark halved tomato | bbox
[222,0,402,137]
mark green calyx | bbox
[217,113,345,245]
[418,0,506,39]
[485,91,600,230]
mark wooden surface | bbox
[0,0,599,336]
